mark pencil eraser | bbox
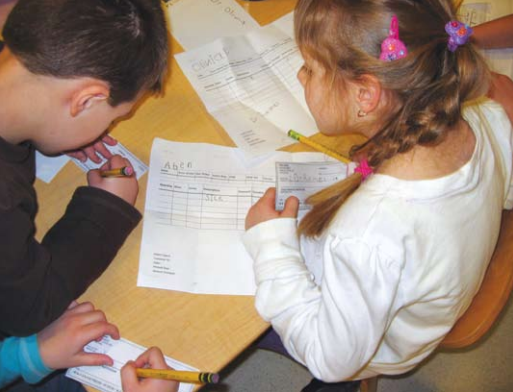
[123,166,135,176]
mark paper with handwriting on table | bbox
[163,0,260,50]
[175,24,317,158]
[137,138,337,295]
[66,336,196,392]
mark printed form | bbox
[66,336,195,392]
[275,161,348,214]
[175,25,317,158]
[137,138,335,295]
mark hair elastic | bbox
[379,15,408,62]
[445,20,473,52]
[355,159,373,181]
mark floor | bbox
[201,295,513,392]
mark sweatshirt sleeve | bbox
[243,218,403,382]
[0,335,53,388]
[0,186,141,336]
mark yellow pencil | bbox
[100,166,134,178]
[135,369,220,384]
[288,129,351,164]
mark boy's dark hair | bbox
[2,0,169,105]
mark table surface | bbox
[33,1,363,390]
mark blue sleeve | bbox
[0,334,54,387]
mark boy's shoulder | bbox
[0,142,36,212]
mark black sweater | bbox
[0,136,141,336]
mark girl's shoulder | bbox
[463,98,511,135]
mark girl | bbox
[244,0,513,391]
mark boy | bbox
[0,0,169,336]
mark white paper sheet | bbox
[137,138,334,295]
[71,142,148,180]
[35,152,70,183]
[275,161,347,214]
[175,24,317,158]
[35,142,147,182]
[271,11,294,37]
[66,336,195,392]
[163,0,260,50]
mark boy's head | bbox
[0,0,169,155]
[3,0,169,106]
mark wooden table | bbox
[34,1,363,390]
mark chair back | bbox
[440,210,513,349]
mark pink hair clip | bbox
[355,159,373,181]
[445,20,473,52]
[379,15,408,62]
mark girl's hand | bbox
[66,134,118,163]
[245,188,299,230]
[87,154,139,205]
[37,302,120,370]
[120,347,179,392]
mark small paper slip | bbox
[35,152,70,183]
[275,161,347,212]
[163,0,260,50]
[72,142,148,180]
[66,336,196,392]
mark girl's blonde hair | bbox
[295,0,490,237]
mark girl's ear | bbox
[69,82,110,117]
[355,74,382,115]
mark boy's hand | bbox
[121,347,179,392]
[37,302,120,370]
[245,188,299,230]
[87,154,139,205]
[66,134,118,163]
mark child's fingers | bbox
[93,140,113,159]
[75,353,114,367]
[101,134,118,146]
[67,300,80,309]
[259,187,277,207]
[82,146,102,163]
[280,196,299,218]
[66,301,96,315]
[79,321,120,343]
[66,150,87,162]
[134,347,168,369]
[120,361,140,390]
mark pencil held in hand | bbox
[135,368,220,384]
[100,166,134,178]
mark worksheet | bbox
[275,161,348,214]
[137,138,334,295]
[175,25,317,158]
[163,0,260,50]
[66,336,195,392]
